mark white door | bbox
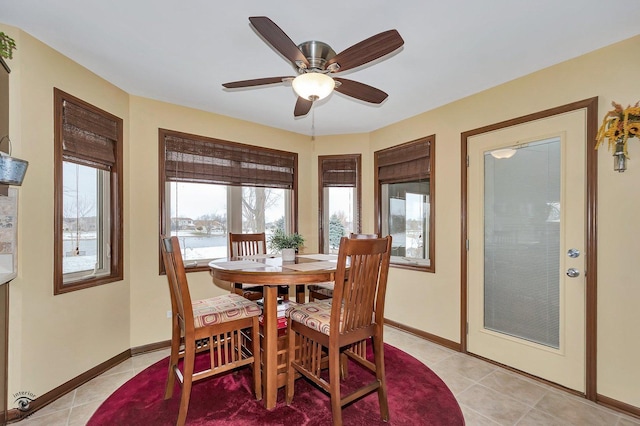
[467,109,586,392]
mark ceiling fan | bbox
[222,16,404,117]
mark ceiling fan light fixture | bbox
[292,73,335,101]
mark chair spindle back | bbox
[161,236,195,334]
[331,236,392,335]
[229,232,267,257]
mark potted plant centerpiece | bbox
[268,229,304,261]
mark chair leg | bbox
[340,352,349,379]
[176,345,195,426]
[373,334,390,421]
[251,317,262,401]
[329,349,343,426]
[164,318,181,399]
[285,324,296,404]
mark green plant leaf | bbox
[268,229,305,251]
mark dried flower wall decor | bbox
[0,32,17,60]
[595,101,640,159]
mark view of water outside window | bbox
[63,172,290,269]
[384,181,429,263]
[327,187,356,253]
[169,182,287,261]
[62,162,100,274]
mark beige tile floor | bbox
[15,326,640,426]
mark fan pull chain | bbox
[311,105,316,141]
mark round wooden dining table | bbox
[209,254,339,410]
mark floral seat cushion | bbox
[192,293,261,328]
[286,300,340,335]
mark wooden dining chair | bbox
[285,235,392,426]
[307,233,378,302]
[228,232,289,301]
[161,236,262,426]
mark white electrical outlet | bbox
[166,310,172,318]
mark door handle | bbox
[566,268,580,278]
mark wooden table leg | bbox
[295,284,305,304]
[262,285,278,409]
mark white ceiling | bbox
[2,0,640,136]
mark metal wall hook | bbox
[0,134,12,155]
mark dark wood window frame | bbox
[317,154,362,253]
[158,128,298,274]
[53,88,124,294]
[374,135,435,272]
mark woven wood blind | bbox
[376,138,431,183]
[62,100,118,170]
[320,156,358,187]
[163,131,296,189]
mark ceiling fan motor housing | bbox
[296,41,336,73]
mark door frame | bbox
[460,97,599,400]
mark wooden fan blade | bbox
[326,29,404,73]
[249,16,309,68]
[334,78,388,104]
[222,77,294,89]
[294,97,313,117]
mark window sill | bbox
[159,260,214,276]
[55,273,123,295]
[390,262,433,273]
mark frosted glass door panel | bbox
[483,137,560,348]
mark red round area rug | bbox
[88,344,464,425]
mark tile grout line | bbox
[512,405,534,426]
[459,403,502,425]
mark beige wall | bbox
[1,25,132,399]
[127,96,310,346]
[2,21,638,411]
[368,35,640,407]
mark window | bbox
[318,155,361,253]
[374,136,435,271]
[159,129,297,271]
[54,88,123,294]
